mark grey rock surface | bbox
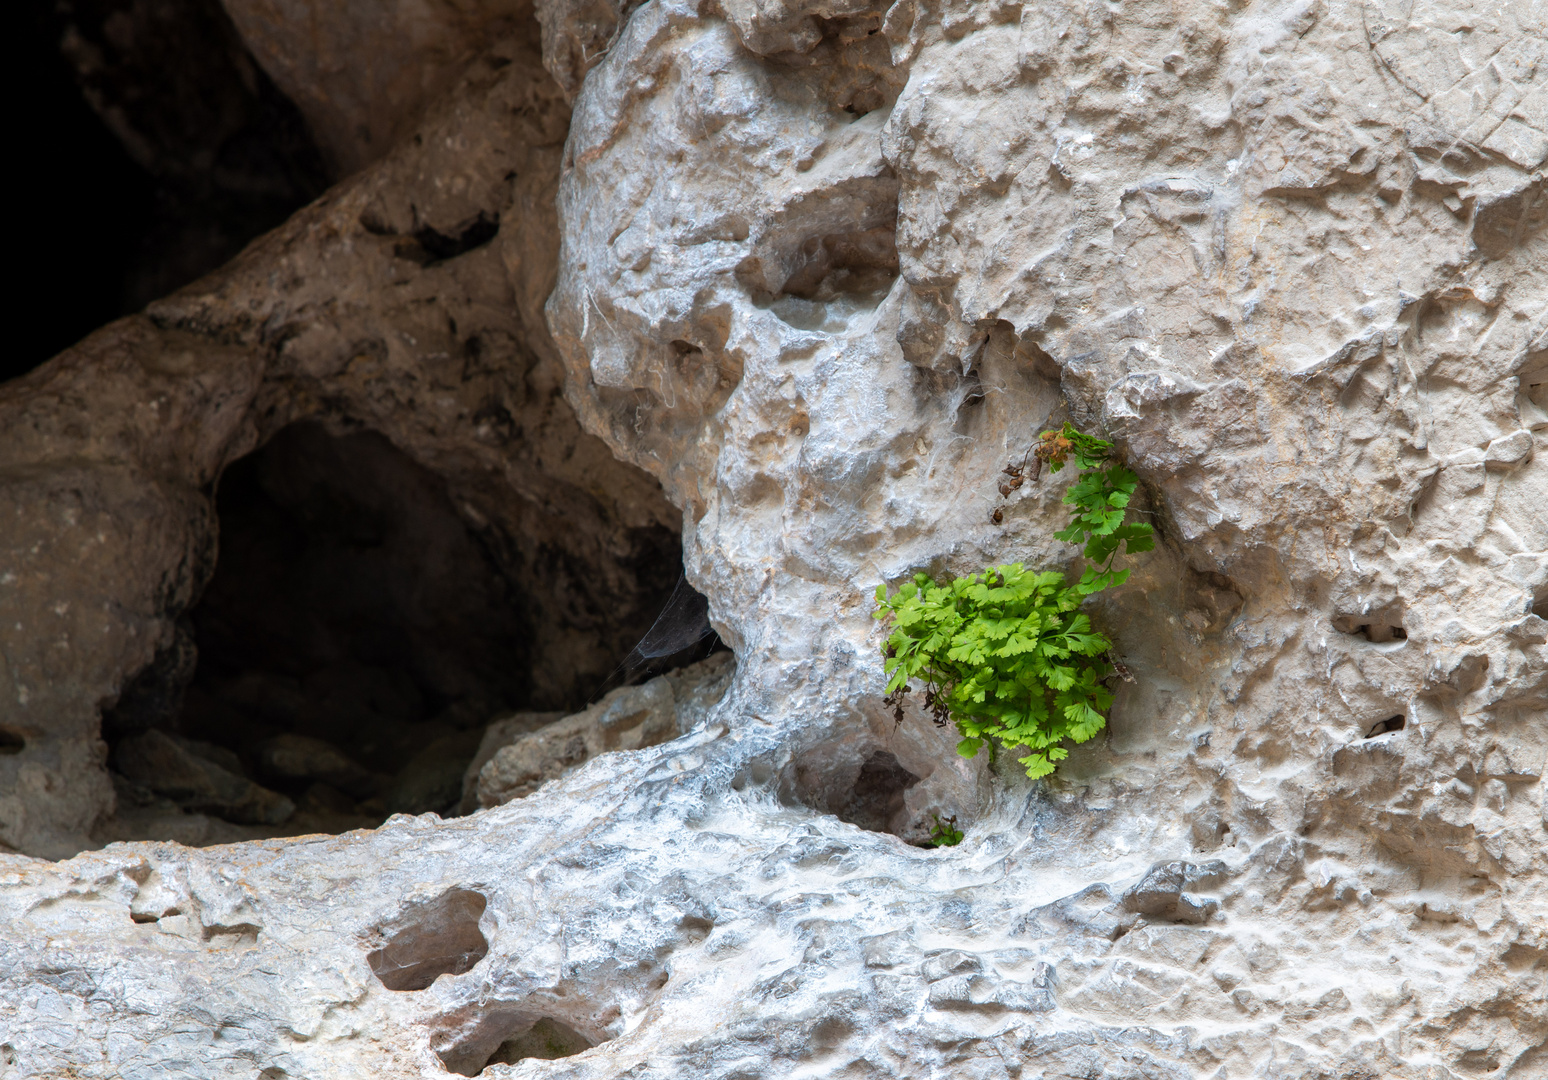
[460,711,568,814]
[3,0,1548,1077]
[475,652,734,807]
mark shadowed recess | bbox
[836,751,921,834]
[12,0,326,382]
[1366,715,1406,738]
[481,1017,594,1071]
[436,1010,597,1076]
[1333,609,1407,643]
[96,420,691,845]
[784,746,930,841]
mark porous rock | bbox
[3,0,1548,1078]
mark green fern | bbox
[874,424,1153,778]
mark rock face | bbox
[3,1,1547,1078]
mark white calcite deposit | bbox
[2,0,1546,1077]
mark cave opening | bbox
[98,421,698,847]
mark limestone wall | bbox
[1,0,1544,1076]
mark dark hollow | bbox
[1366,715,1407,739]
[436,1012,597,1077]
[1333,613,1407,643]
[192,423,537,728]
[414,212,502,263]
[834,751,921,835]
[13,0,326,384]
[100,421,690,840]
[0,729,25,756]
[482,1018,594,1070]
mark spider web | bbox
[633,573,715,660]
[590,574,720,702]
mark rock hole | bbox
[204,923,261,948]
[367,887,490,992]
[744,223,900,332]
[837,751,921,833]
[92,420,688,848]
[778,227,898,302]
[784,709,984,845]
[435,1010,597,1076]
[396,211,501,266]
[1333,609,1406,643]
[482,1018,594,1068]
[678,914,715,943]
[0,728,24,755]
[787,747,929,839]
[731,759,775,792]
[1366,715,1406,738]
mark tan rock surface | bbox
[0,30,678,859]
[220,0,537,174]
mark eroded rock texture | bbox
[3,0,1547,1077]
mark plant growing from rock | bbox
[874,425,1153,778]
[927,813,964,847]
